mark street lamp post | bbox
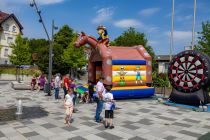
[30,0,57,96]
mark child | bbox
[64,88,74,126]
[31,75,37,91]
[88,81,94,103]
[103,87,115,129]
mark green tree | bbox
[110,27,147,46]
[53,25,75,74]
[196,21,210,56]
[62,34,87,76]
[29,39,49,73]
[54,25,74,49]
[110,27,156,71]
[196,21,210,91]
[9,34,32,65]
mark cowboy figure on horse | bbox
[97,25,109,47]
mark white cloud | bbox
[114,19,144,28]
[139,8,160,16]
[173,31,192,41]
[165,30,196,49]
[147,27,159,33]
[92,7,114,23]
[0,0,66,11]
[36,0,65,5]
[148,40,158,46]
[0,0,66,13]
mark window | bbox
[5,24,9,31]
[4,48,9,57]
[7,37,13,44]
[12,26,16,32]
[4,60,8,64]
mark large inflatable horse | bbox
[74,32,154,99]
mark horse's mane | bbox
[88,36,98,42]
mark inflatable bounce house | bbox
[168,50,210,106]
[74,32,154,99]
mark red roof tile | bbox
[0,11,9,23]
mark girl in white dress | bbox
[64,88,74,126]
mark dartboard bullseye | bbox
[168,50,210,93]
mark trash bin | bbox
[44,83,50,93]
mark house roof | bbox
[155,55,173,61]
[0,11,23,31]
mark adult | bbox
[95,77,105,123]
[54,73,61,99]
[63,74,70,98]
[88,81,94,103]
[38,73,46,90]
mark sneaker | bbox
[109,126,114,129]
[105,125,109,129]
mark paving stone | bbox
[164,136,177,140]
[138,108,151,113]
[167,111,182,115]
[1,83,210,140]
[61,126,79,132]
[17,127,33,133]
[28,135,48,140]
[178,130,202,138]
[21,120,34,125]
[203,125,210,129]
[0,131,5,138]
[182,118,201,124]
[138,118,153,125]
[81,121,98,127]
[152,112,161,116]
[85,134,106,140]
[96,132,122,140]
[41,123,57,129]
[122,124,139,130]
[172,122,192,127]
[68,136,87,140]
[0,137,8,140]
[128,136,146,140]
[22,131,39,137]
[157,116,176,121]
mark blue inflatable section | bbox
[112,60,146,65]
[77,86,154,99]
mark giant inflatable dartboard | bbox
[168,50,210,106]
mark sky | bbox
[0,0,210,55]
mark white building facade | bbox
[0,11,23,64]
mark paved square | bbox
[0,82,210,140]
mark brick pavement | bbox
[0,82,210,140]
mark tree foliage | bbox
[196,21,210,56]
[54,25,74,49]
[110,27,147,47]
[29,38,49,73]
[28,25,87,76]
[62,34,87,70]
[9,34,32,65]
[110,27,156,71]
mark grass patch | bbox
[0,67,41,76]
